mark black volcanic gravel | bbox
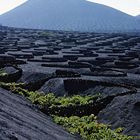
[0,25,140,137]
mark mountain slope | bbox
[0,0,140,32]
[0,87,77,140]
[136,15,140,19]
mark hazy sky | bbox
[0,0,27,15]
[88,0,140,16]
[0,0,140,16]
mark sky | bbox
[87,0,140,16]
[0,0,140,16]
[0,0,27,15]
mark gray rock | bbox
[18,72,51,91]
[2,66,18,74]
[0,66,22,83]
[0,87,78,140]
[98,93,140,136]
[39,78,66,96]
[18,72,47,84]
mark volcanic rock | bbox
[98,93,140,136]
[0,87,78,140]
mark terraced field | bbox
[0,25,140,139]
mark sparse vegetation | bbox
[53,115,133,140]
[0,82,100,106]
[0,69,7,76]
[0,82,134,140]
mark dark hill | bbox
[0,87,78,140]
[0,0,140,32]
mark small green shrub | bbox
[50,94,101,108]
[0,82,100,107]
[0,82,25,92]
[0,82,134,140]
[0,69,7,76]
[53,115,133,140]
